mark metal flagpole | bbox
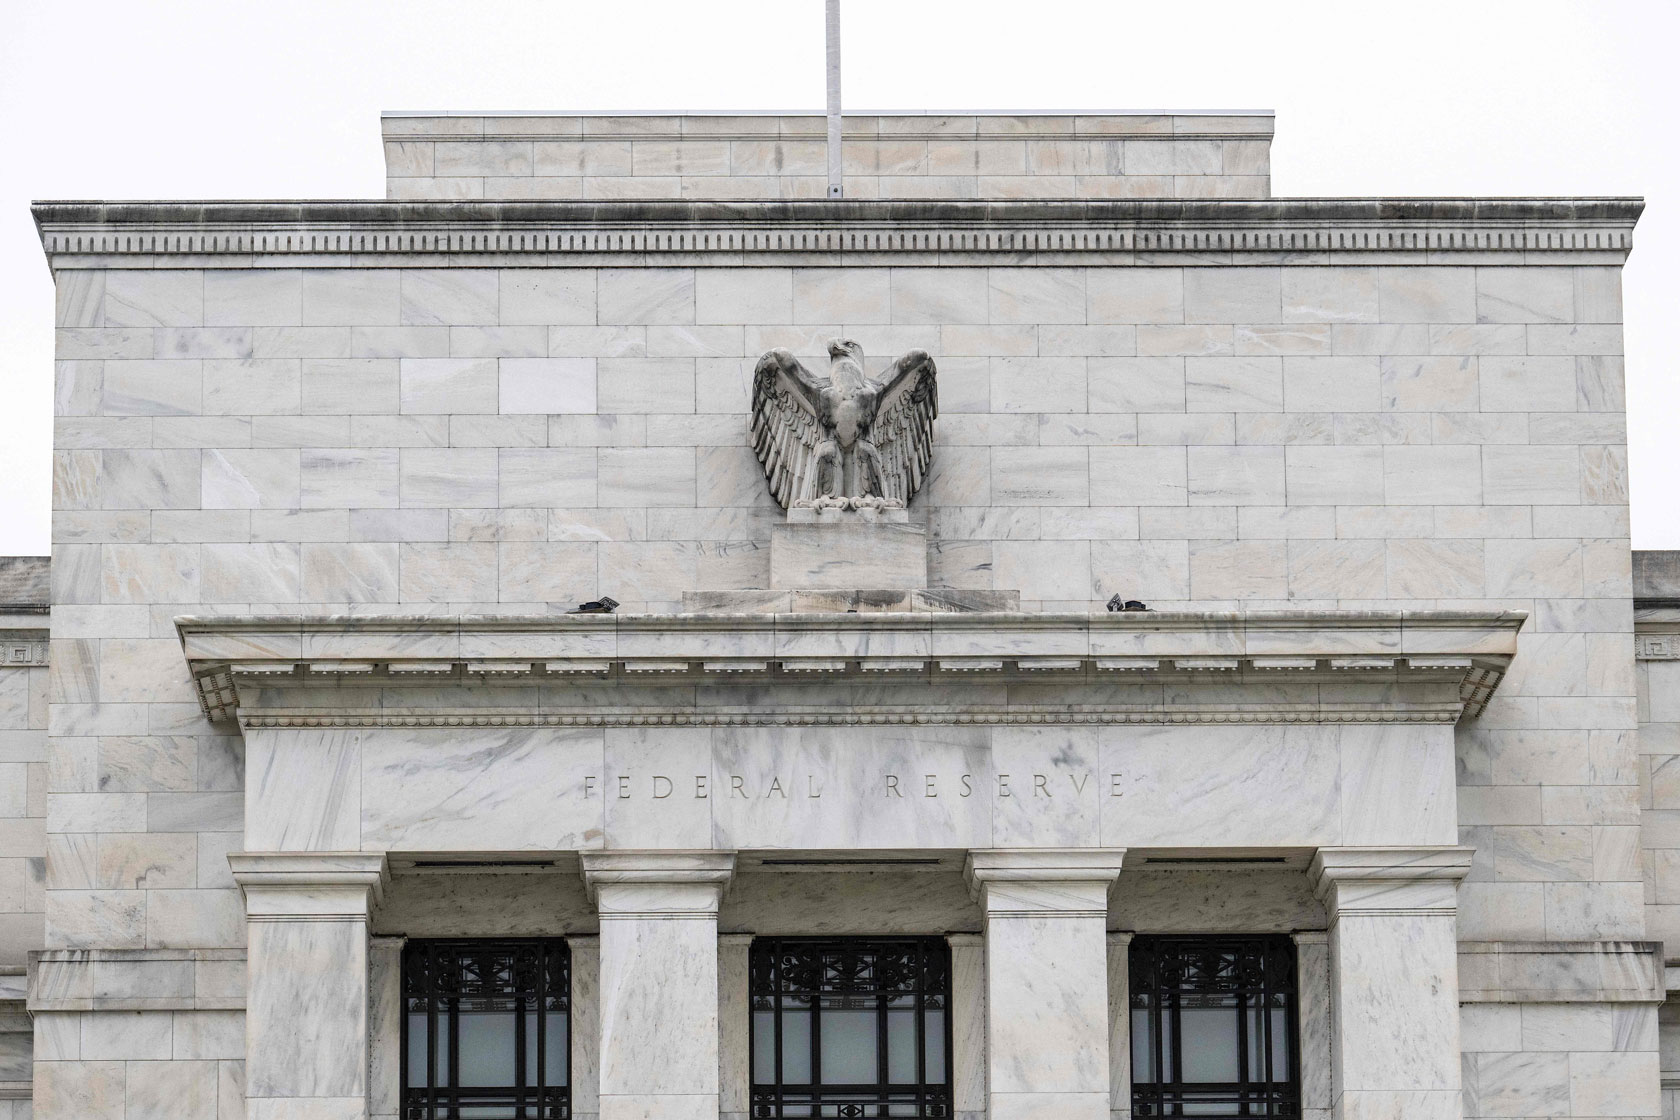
[826,0,843,198]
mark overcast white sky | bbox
[1,0,1674,554]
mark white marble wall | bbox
[1462,1000,1660,1119]
[45,258,1637,959]
[381,113,1273,202]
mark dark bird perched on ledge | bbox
[751,338,938,511]
[1107,596,1150,612]
[566,596,618,615]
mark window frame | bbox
[1128,933,1301,1120]
[749,934,955,1119]
[400,936,572,1120]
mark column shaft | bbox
[231,852,387,1120]
[367,935,405,1120]
[1292,931,1333,1120]
[582,851,735,1120]
[967,849,1125,1120]
[1311,847,1471,1120]
[1106,930,1134,1120]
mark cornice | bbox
[34,198,1641,268]
[177,608,1523,727]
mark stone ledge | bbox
[28,948,247,1012]
[380,110,1278,143]
[1457,940,1663,1004]
[177,608,1524,727]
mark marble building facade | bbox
[1,110,1667,1119]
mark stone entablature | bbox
[32,197,1641,269]
[382,111,1274,203]
[178,608,1522,726]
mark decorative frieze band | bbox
[0,631,47,667]
[34,198,1640,266]
[1635,633,1680,660]
[235,706,1465,730]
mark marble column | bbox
[569,934,601,1120]
[229,851,388,1120]
[1309,847,1472,1120]
[580,851,736,1120]
[947,932,987,1120]
[718,932,753,1120]
[1291,931,1333,1120]
[1106,930,1134,1120]
[367,935,405,1120]
[965,849,1126,1120]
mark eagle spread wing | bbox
[750,348,828,509]
[869,349,939,505]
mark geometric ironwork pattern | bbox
[402,938,571,1119]
[1129,936,1300,1119]
[750,937,952,1118]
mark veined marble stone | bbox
[770,515,929,589]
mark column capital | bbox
[1309,846,1472,916]
[229,851,387,920]
[965,849,1125,918]
[964,848,1127,886]
[581,850,736,915]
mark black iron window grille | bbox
[402,938,570,1120]
[750,936,953,1119]
[1130,935,1300,1119]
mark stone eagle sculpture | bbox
[750,339,938,510]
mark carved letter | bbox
[696,775,709,799]
[1110,773,1123,797]
[925,774,938,798]
[1070,773,1090,795]
[885,774,902,798]
[960,774,973,798]
[1034,774,1051,797]
[585,775,598,798]
[652,775,672,799]
[997,774,1011,797]
[731,775,747,798]
[769,777,787,799]
[807,774,823,798]
[618,775,631,799]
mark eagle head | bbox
[826,338,864,363]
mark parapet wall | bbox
[382,111,1272,202]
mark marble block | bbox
[770,518,929,590]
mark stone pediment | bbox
[178,608,1523,728]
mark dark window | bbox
[402,938,570,1119]
[750,936,952,1118]
[1130,935,1299,1119]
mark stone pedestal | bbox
[966,849,1126,1120]
[229,852,387,1120]
[1310,847,1473,1120]
[770,509,928,590]
[581,851,736,1120]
